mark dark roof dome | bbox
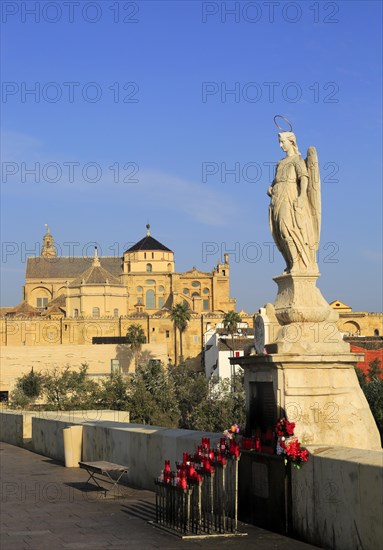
[125,226,172,253]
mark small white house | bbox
[204,323,253,380]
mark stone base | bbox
[235,353,381,451]
[267,321,350,355]
[273,272,334,325]
[267,272,350,354]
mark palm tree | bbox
[223,310,242,386]
[170,303,191,365]
[126,323,146,369]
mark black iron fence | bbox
[154,455,241,537]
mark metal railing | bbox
[154,455,240,537]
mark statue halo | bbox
[273,115,293,133]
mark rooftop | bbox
[26,257,123,279]
[125,234,172,253]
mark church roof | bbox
[125,235,172,253]
[46,294,66,308]
[5,301,39,317]
[330,300,352,310]
[26,257,123,279]
[69,260,122,287]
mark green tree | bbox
[368,358,382,380]
[98,373,130,410]
[188,373,246,432]
[356,358,383,444]
[170,303,191,364]
[10,368,44,409]
[19,368,44,400]
[128,361,179,427]
[362,376,383,444]
[42,364,99,410]
[126,323,146,369]
[169,364,210,429]
[222,310,242,385]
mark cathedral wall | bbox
[25,279,69,307]
[337,312,383,336]
[67,288,128,318]
[0,343,168,394]
[0,313,254,367]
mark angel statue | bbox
[267,117,321,274]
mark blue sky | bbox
[1,0,382,312]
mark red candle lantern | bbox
[203,458,211,472]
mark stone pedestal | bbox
[273,272,333,325]
[234,353,381,450]
[240,269,381,450]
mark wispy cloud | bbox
[138,169,239,226]
[1,130,240,226]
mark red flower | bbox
[275,418,295,438]
[300,449,309,462]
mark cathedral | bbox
[23,224,235,318]
[0,225,253,369]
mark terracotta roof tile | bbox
[26,257,123,279]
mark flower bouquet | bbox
[223,423,240,440]
[223,423,240,457]
[275,418,309,469]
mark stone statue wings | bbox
[305,146,321,249]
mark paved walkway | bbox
[0,443,321,549]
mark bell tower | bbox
[41,224,57,257]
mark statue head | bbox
[278,132,300,155]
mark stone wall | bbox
[0,410,130,446]
[30,416,220,488]
[0,343,167,394]
[292,445,383,550]
[0,411,24,446]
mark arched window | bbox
[92,307,100,319]
[203,287,210,294]
[113,308,119,318]
[73,309,79,318]
[146,289,155,309]
[158,285,164,292]
[183,288,189,295]
[192,292,200,297]
[167,263,172,272]
[137,286,143,293]
[146,263,152,273]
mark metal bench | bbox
[78,461,129,497]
